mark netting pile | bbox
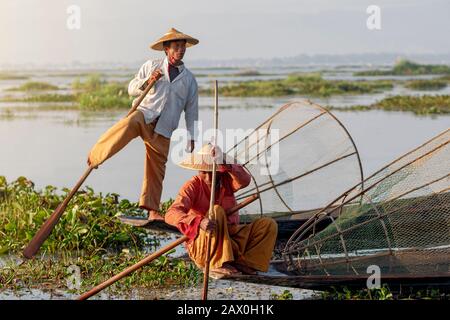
[283,128,450,277]
[226,100,364,219]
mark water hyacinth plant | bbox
[356,59,450,76]
[0,176,151,255]
[6,81,59,92]
[0,74,131,110]
[0,176,201,295]
[72,74,133,110]
[328,94,450,115]
[405,79,448,91]
[200,73,393,97]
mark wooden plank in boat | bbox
[118,216,180,233]
[117,214,333,240]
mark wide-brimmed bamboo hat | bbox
[150,28,199,51]
[178,143,238,172]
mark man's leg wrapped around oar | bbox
[87,110,170,216]
[139,128,170,214]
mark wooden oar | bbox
[77,194,258,300]
[22,74,162,260]
[23,167,93,259]
[202,80,219,301]
[78,235,188,300]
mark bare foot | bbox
[87,158,98,169]
[232,262,258,275]
[148,210,164,222]
[210,263,241,276]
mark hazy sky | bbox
[1,0,449,65]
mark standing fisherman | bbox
[87,28,199,221]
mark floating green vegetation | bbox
[203,79,295,97]
[1,75,130,110]
[191,66,240,71]
[373,95,450,114]
[0,73,29,80]
[47,72,104,78]
[3,74,393,106]
[356,59,450,76]
[0,251,200,293]
[405,79,448,91]
[0,176,150,255]
[195,69,268,78]
[0,176,200,294]
[270,290,293,300]
[73,74,132,110]
[200,73,393,97]
[77,83,132,110]
[235,69,263,76]
[72,74,104,91]
[7,81,59,91]
[2,105,78,114]
[203,104,274,110]
[439,74,450,81]
[329,95,450,115]
[0,109,15,120]
[1,93,76,103]
[321,285,447,300]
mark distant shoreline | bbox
[2,53,450,72]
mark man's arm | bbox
[227,164,252,192]
[165,178,203,240]
[129,60,163,99]
[128,61,150,97]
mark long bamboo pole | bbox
[78,235,188,300]
[23,167,93,259]
[77,194,258,300]
[23,74,162,259]
[201,80,219,301]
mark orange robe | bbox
[165,165,278,272]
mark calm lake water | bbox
[0,65,449,205]
[0,106,448,204]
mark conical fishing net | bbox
[226,100,364,220]
[283,128,450,277]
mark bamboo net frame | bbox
[282,128,450,277]
[226,100,364,220]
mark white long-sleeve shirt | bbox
[128,57,198,140]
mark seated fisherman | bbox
[165,143,278,277]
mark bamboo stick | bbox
[23,75,161,259]
[202,80,219,301]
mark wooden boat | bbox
[118,191,450,291]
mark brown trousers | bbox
[188,205,278,272]
[88,111,170,211]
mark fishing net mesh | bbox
[227,100,364,220]
[283,128,450,277]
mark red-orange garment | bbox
[165,165,251,242]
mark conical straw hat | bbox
[150,27,199,51]
[178,143,238,172]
